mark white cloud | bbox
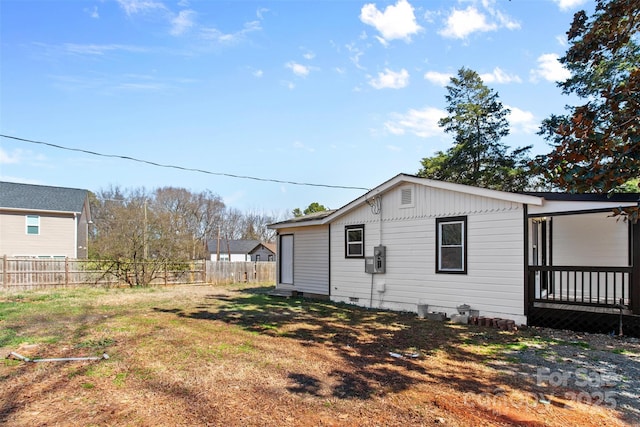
[170,9,196,35]
[360,0,422,45]
[0,147,22,164]
[506,105,538,134]
[63,43,145,55]
[492,9,520,31]
[369,68,409,89]
[200,20,261,45]
[439,2,520,40]
[439,6,497,39]
[384,107,446,138]
[552,0,588,11]
[530,53,571,82]
[424,71,452,86]
[345,43,365,70]
[253,69,263,78]
[85,6,99,18]
[302,50,315,60]
[286,61,311,77]
[256,7,269,20]
[480,67,522,84]
[386,145,403,152]
[293,141,315,152]
[116,0,167,16]
[555,34,568,47]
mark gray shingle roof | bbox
[207,239,262,254]
[268,209,336,227]
[0,181,88,213]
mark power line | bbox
[1,134,370,191]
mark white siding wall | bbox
[0,211,77,258]
[330,185,527,323]
[552,213,628,266]
[277,225,329,296]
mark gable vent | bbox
[401,187,412,205]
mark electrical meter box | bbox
[365,245,386,274]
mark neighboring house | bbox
[268,173,640,333]
[0,181,92,259]
[208,239,276,262]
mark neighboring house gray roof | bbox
[208,239,264,255]
[0,181,88,213]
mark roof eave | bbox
[0,207,81,215]
[269,218,328,229]
[324,174,544,222]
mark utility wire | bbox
[1,134,370,191]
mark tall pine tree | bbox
[417,67,532,192]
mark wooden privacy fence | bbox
[0,257,276,290]
[206,261,276,285]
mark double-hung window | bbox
[345,224,364,258]
[26,215,40,235]
[436,216,467,273]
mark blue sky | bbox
[1,0,592,215]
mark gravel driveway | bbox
[489,327,640,425]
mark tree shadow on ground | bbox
[153,286,526,403]
[151,285,640,425]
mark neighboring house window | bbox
[255,255,261,262]
[26,215,40,235]
[268,255,274,261]
[345,224,364,258]
[436,216,467,274]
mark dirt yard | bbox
[1,283,639,426]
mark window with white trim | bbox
[436,216,467,273]
[26,215,40,235]
[345,224,364,258]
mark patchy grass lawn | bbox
[0,283,635,426]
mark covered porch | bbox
[524,194,640,336]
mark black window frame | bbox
[436,216,467,274]
[345,224,365,258]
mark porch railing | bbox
[528,266,633,308]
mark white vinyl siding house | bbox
[274,223,330,297]
[268,174,640,327]
[328,183,529,323]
